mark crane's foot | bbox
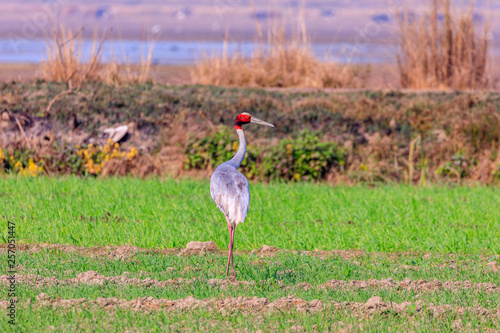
[226,255,236,279]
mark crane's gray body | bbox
[210,129,250,225]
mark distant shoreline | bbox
[0,29,400,44]
[0,38,400,65]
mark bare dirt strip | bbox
[2,243,499,262]
[1,271,498,293]
[0,243,364,259]
[1,294,499,321]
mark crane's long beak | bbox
[250,117,275,127]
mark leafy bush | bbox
[260,130,344,181]
[184,127,258,178]
[184,129,344,181]
[435,151,471,179]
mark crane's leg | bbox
[230,223,236,277]
[225,215,232,277]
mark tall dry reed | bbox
[42,24,154,86]
[42,24,117,87]
[190,20,370,88]
[397,0,490,89]
[41,23,155,115]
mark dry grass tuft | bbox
[101,155,160,178]
[397,0,491,89]
[120,45,155,84]
[42,24,154,87]
[42,24,117,87]
[190,22,370,88]
[41,23,155,115]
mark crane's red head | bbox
[234,112,275,130]
[234,113,252,130]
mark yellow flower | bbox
[0,148,4,160]
[14,160,23,171]
[27,159,43,176]
[127,147,137,160]
[86,159,96,174]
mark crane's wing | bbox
[210,164,250,225]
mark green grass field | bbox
[1,177,499,253]
[0,177,499,332]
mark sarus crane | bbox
[210,112,274,277]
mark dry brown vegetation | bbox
[397,0,491,89]
[1,83,499,184]
[41,24,155,116]
[42,24,154,87]
[42,24,116,87]
[190,20,370,88]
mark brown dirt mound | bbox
[2,294,499,320]
[179,241,220,255]
[317,278,499,293]
[2,273,498,293]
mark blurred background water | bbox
[0,38,399,64]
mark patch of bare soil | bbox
[0,272,255,290]
[2,243,366,260]
[251,245,368,259]
[0,243,406,260]
[1,273,498,294]
[317,278,499,293]
[251,245,279,255]
[0,243,180,260]
[1,243,497,262]
[2,294,499,321]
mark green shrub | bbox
[260,130,344,181]
[184,129,344,181]
[435,151,470,179]
[184,127,258,178]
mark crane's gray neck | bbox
[228,129,246,168]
